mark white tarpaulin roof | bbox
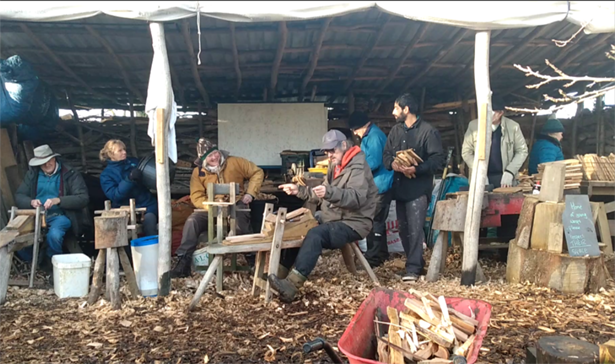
[0,1,614,34]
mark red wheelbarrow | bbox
[338,287,492,364]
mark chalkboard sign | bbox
[562,195,601,257]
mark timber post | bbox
[149,22,173,296]
[461,30,493,286]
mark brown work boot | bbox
[170,255,192,278]
[267,269,306,303]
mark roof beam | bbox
[85,25,145,104]
[269,21,288,101]
[401,28,470,93]
[299,17,333,101]
[330,14,391,104]
[229,23,242,99]
[180,20,212,108]
[489,26,551,78]
[19,23,117,105]
[375,22,430,95]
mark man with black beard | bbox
[383,93,445,282]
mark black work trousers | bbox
[175,201,252,257]
[280,221,361,277]
[364,190,392,266]
[396,195,428,275]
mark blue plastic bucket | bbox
[130,235,159,297]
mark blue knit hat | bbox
[541,118,564,134]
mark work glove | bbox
[129,168,143,182]
[500,171,514,188]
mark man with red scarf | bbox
[270,130,378,303]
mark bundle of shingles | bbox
[394,149,423,179]
[577,153,615,182]
[534,159,583,190]
[374,289,479,364]
[517,174,534,192]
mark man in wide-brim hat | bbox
[15,145,90,276]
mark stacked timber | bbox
[516,174,534,193]
[394,149,422,179]
[374,289,480,364]
[507,163,612,294]
[577,153,615,182]
[533,159,582,190]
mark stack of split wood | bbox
[223,208,318,245]
[516,174,534,192]
[394,149,422,179]
[375,289,479,364]
[534,159,582,190]
[577,153,615,182]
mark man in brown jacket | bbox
[170,138,264,278]
[269,130,378,302]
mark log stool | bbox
[535,336,599,364]
[88,201,140,309]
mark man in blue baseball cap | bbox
[271,129,379,303]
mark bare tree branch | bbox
[513,59,615,90]
[552,21,591,48]
[506,84,615,114]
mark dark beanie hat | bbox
[348,111,370,130]
[541,118,564,134]
[491,95,505,111]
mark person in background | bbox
[383,93,445,282]
[15,145,90,274]
[348,111,394,268]
[461,95,528,188]
[170,138,264,278]
[99,139,158,236]
[528,119,565,175]
[271,130,378,303]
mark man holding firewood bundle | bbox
[271,129,378,303]
[383,93,445,282]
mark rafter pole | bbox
[299,17,333,101]
[489,26,550,78]
[402,28,469,93]
[85,25,145,103]
[229,23,242,99]
[20,23,117,104]
[269,22,287,102]
[375,22,430,95]
[180,20,211,108]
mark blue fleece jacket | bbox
[361,124,394,194]
[528,135,565,175]
[36,162,62,215]
[100,158,158,215]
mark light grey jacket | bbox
[297,150,378,238]
[461,116,528,183]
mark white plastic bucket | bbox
[193,247,210,272]
[130,235,159,297]
[51,253,91,298]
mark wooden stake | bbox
[129,100,138,158]
[150,22,173,296]
[462,31,492,287]
[87,250,106,305]
[106,247,121,310]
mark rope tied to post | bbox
[196,2,202,65]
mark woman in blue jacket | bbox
[528,118,565,175]
[99,139,158,236]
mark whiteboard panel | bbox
[218,103,328,166]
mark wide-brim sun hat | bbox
[29,144,61,166]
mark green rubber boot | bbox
[267,269,307,303]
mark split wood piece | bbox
[492,186,522,194]
[433,345,450,359]
[387,306,405,364]
[507,241,608,294]
[403,299,475,337]
[377,338,390,364]
[547,222,565,254]
[5,215,34,234]
[87,250,106,305]
[400,318,453,349]
[539,163,566,203]
[530,202,565,251]
[536,336,599,364]
[409,289,479,328]
[454,335,476,357]
[414,342,434,360]
[515,196,540,249]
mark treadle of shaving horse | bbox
[87,200,141,309]
[1,206,45,304]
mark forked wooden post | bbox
[462,30,493,286]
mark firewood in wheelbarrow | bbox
[453,334,475,358]
[386,306,404,364]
